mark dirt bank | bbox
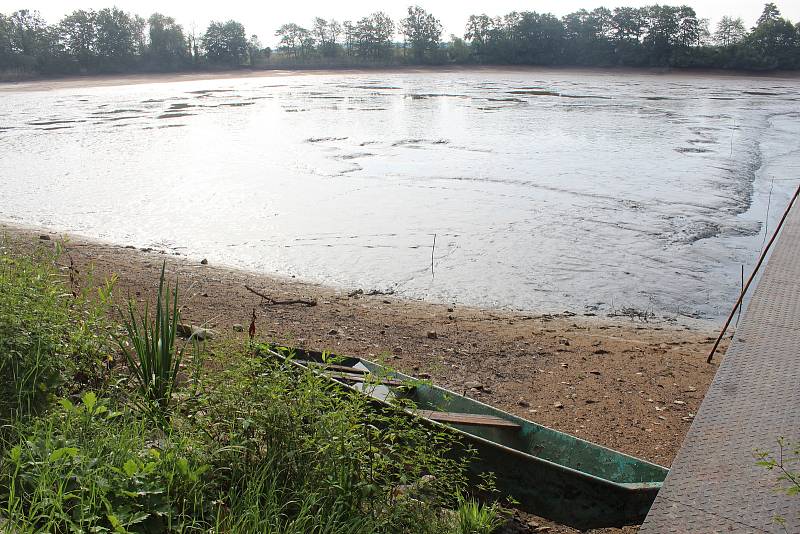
[1,224,725,533]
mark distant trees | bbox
[744,4,799,69]
[0,2,798,79]
[312,18,341,58]
[400,6,442,62]
[351,12,395,60]
[202,20,247,66]
[461,2,797,70]
[275,23,311,59]
[714,16,746,46]
[93,8,145,70]
[58,10,96,71]
[147,13,188,70]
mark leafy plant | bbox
[117,262,185,420]
[0,242,113,427]
[0,391,211,533]
[455,491,506,534]
[757,438,800,530]
[195,349,475,533]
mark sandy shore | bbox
[2,223,726,533]
[2,65,796,93]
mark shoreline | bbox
[0,219,715,331]
[0,223,725,465]
[2,64,798,93]
[2,222,725,532]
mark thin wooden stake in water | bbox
[708,183,800,364]
[431,233,437,279]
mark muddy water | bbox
[1,70,798,322]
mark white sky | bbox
[5,1,799,47]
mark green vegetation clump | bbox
[2,392,211,533]
[0,243,113,425]
[118,263,185,422]
[757,438,800,528]
[0,244,505,533]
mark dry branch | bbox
[245,285,317,307]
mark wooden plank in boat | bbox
[416,410,521,430]
[326,372,407,387]
[307,362,369,375]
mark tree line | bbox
[0,3,797,80]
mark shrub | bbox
[455,492,505,534]
[0,243,113,426]
[117,262,185,422]
[191,351,475,533]
[0,392,211,533]
[757,438,800,529]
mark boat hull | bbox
[262,345,667,529]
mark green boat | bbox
[262,345,668,530]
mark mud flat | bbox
[2,223,726,533]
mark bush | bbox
[118,262,185,423]
[191,352,475,533]
[0,392,211,533]
[0,252,499,533]
[0,243,113,426]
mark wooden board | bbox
[307,362,369,375]
[416,410,521,429]
[326,372,407,387]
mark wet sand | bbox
[2,223,726,533]
[1,65,796,94]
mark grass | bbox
[0,241,507,533]
[455,492,506,534]
[0,241,113,427]
[117,261,185,422]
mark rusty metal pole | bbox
[707,183,800,364]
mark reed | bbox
[117,262,185,420]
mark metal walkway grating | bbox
[640,203,800,533]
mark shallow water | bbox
[1,70,799,322]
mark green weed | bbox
[0,250,503,534]
[0,391,211,533]
[0,242,113,427]
[455,491,506,534]
[117,262,185,422]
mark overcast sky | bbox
[7,1,799,47]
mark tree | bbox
[643,5,681,65]
[562,8,615,65]
[447,35,471,63]
[400,6,442,62]
[247,34,263,64]
[612,7,647,43]
[465,14,496,61]
[0,14,12,67]
[275,23,310,59]
[342,20,354,56]
[756,3,781,27]
[57,10,96,70]
[676,6,702,48]
[514,11,566,65]
[312,18,341,57]
[202,20,247,65]
[746,12,799,69]
[353,12,394,60]
[147,13,188,70]
[8,10,49,61]
[94,8,144,70]
[714,16,747,46]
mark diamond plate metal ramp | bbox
[641,204,800,534]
